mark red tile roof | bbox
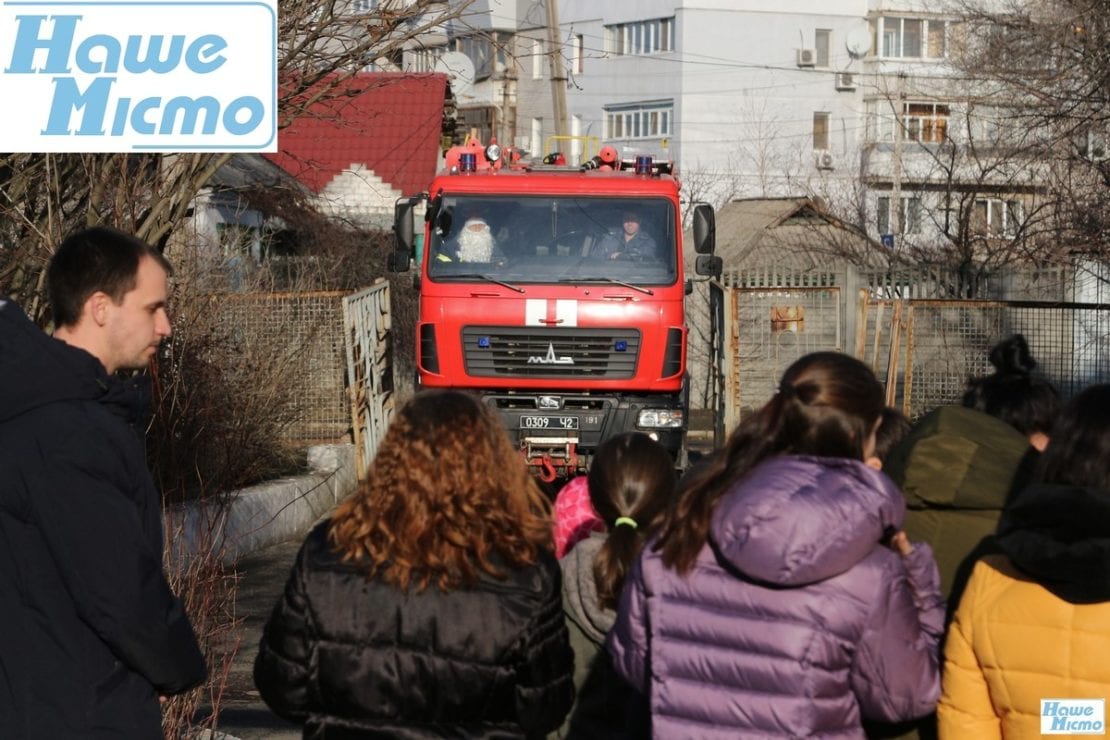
[266,72,447,197]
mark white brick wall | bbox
[315,163,402,229]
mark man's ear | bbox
[87,291,112,327]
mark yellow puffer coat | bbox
[938,483,1110,740]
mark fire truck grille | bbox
[461,327,641,378]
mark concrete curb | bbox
[166,444,358,565]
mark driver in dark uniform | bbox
[598,209,658,260]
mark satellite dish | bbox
[435,51,475,98]
[845,25,872,58]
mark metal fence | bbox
[860,296,1110,419]
[860,264,1075,301]
[211,290,351,442]
[712,263,1110,427]
[343,281,396,479]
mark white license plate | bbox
[520,415,579,430]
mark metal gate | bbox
[719,284,843,432]
[858,294,1110,419]
[342,280,396,479]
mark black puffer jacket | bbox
[0,298,206,739]
[254,520,575,739]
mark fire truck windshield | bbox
[427,195,677,285]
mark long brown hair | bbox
[655,352,885,574]
[587,433,676,610]
[328,390,552,591]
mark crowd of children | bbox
[253,335,1110,739]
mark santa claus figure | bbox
[456,216,496,262]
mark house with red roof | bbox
[266,72,450,228]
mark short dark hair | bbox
[46,226,172,328]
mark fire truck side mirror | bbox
[692,203,716,255]
[695,255,723,279]
[390,199,417,272]
[388,249,411,272]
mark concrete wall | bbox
[166,444,359,566]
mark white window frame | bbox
[903,102,949,143]
[973,198,1023,238]
[532,38,544,79]
[1077,129,1108,160]
[815,29,831,68]
[216,222,261,261]
[455,34,493,80]
[531,117,543,157]
[877,195,922,235]
[867,101,950,143]
[409,46,445,74]
[605,101,673,140]
[876,16,947,59]
[813,111,830,151]
[605,17,675,56]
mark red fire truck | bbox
[390,139,720,481]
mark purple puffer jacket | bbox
[607,455,944,739]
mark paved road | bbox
[206,534,306,739]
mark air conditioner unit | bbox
[797,48,817,67]
[835,72,857,91]
[815,151,835,170]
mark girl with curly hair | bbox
[254,390,574,738]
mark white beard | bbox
[457,227,494,262]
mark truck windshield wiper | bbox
[441,273,525,293]
[562,276,654,295]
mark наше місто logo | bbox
[0,1,276,151]
[1041,699,1106,735]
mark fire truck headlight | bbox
[485,143,502,163]
[637,409,684,429]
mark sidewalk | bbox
[206,534,306,739]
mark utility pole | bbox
[891,72,905,239]
[545,0,568,141]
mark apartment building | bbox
[388,0,1070,257]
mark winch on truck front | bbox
[390,136,721,482]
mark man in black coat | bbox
[0,227,206,738]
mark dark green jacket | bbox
[869,406,1036,740]
[884,405,1038,607]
